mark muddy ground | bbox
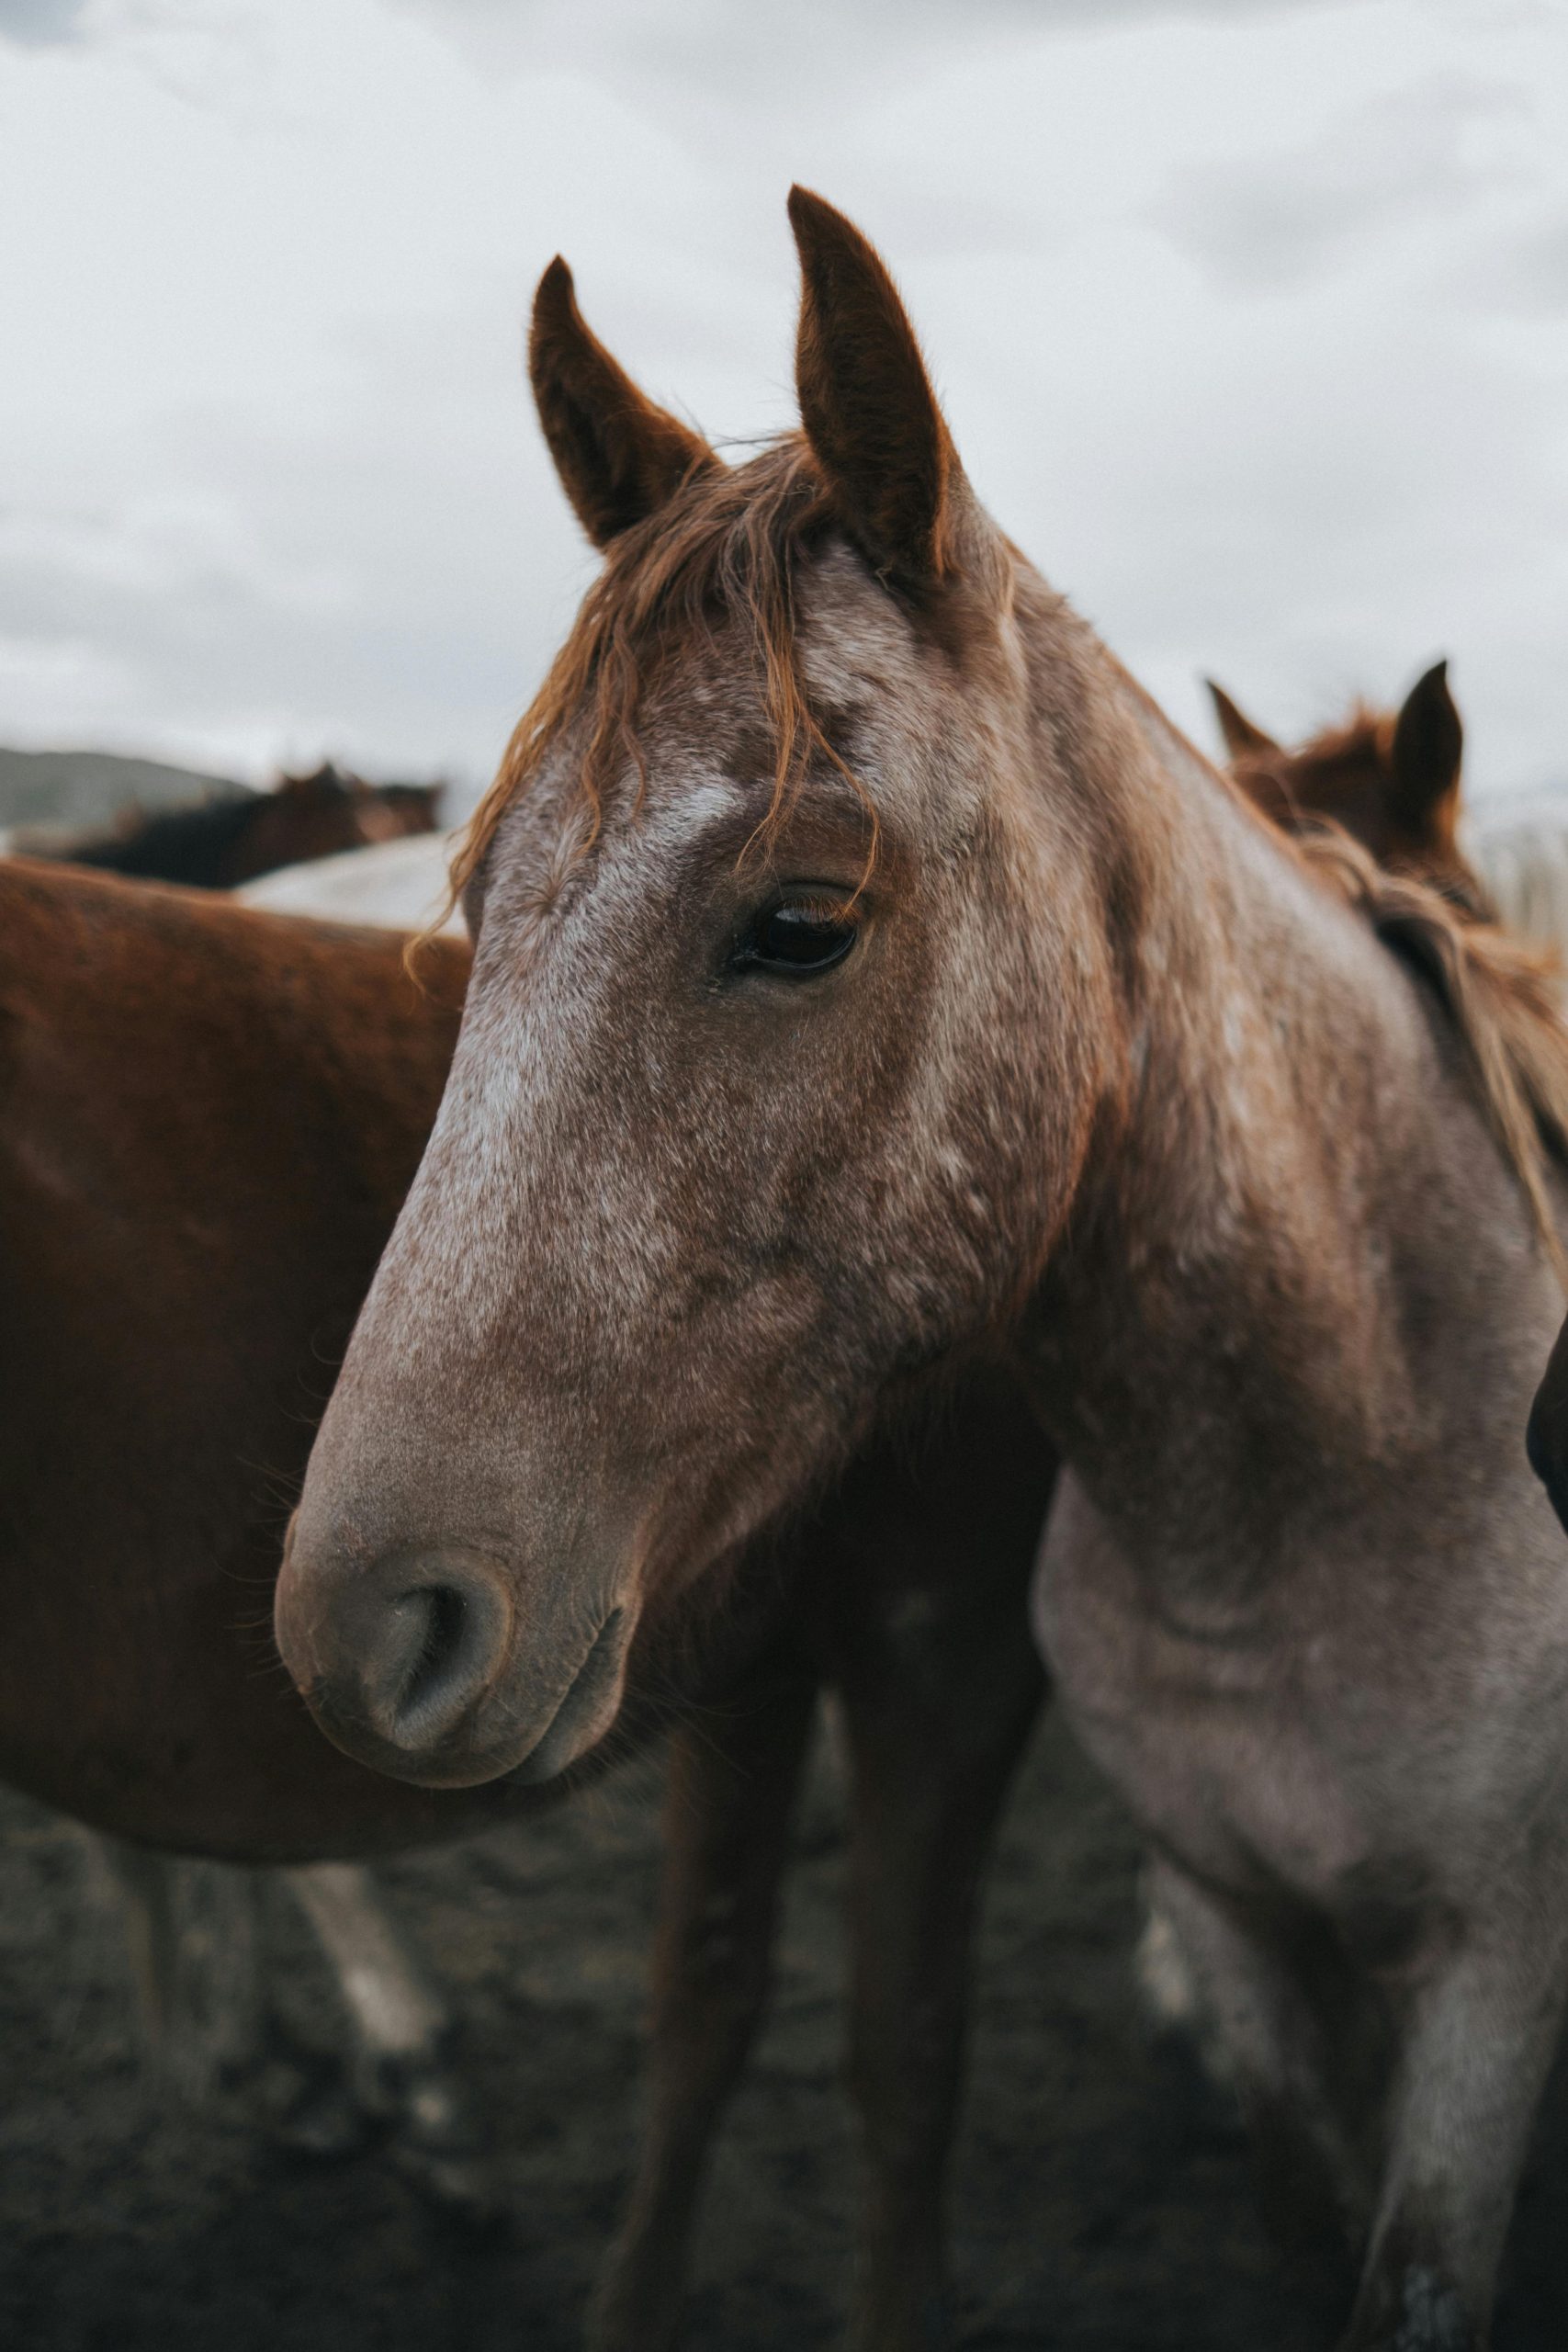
[2,1705,1565,2350]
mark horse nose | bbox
[362,1562,514,1751]
[283,1545,515,1759]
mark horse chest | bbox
[1032,1478,1406,1906]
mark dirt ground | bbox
[2,1705,1565,2351]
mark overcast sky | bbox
[1,0,1564,808]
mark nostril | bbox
[365,1570,510,1752]
[396,1583,466,1710]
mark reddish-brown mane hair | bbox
[1238,703,1387,818]
[444,436,876,920]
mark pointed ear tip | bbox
[786,184,860,254]
[1407,659,1460,727]
[533,254,576,315]
[786,185,825,254]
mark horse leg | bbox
[1144,1856,1371,2289]
[96,1837,187,2071]
[835,1595,1045,2352]
[98,1844,489,2208]
[283,1860,493,2219]
[588,1650,819,2352]
[93,1838,264,2103]
[1338,1897,1568,2352]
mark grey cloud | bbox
[4,0,1564,804]
[399,0,1345,28]
[1158,76,1523,290]
[0,527,523,792]
[389,0,1349,96]
[1456,213,1568,314]
[0,326,590,791]
[0,0,92,47]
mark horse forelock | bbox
[432,436,915,953]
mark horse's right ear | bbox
[529,258,717,548]
[788,186,991,594]
[1205,681,1280,764]
[1388,660,1463,827]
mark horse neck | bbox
[1016,648,1550,1579]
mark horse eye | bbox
[732,899,859,978]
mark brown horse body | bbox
[0,855,1052,2345]
[0,861,480,1854]
[280,194,1568,2352]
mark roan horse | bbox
[58,763,441,889]
[110,672,1481,2164]
[278,192,1568,2350]
[78,647,1487,2319]
[0,854,1052,2347]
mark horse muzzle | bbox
[274,1533,636,1789]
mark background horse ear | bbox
[788,185,986,592]
[529,257,717,548]
[1205,680,1280,764]
[1388,660,1463,826]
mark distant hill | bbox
[0,747,247,833]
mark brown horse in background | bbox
[278,191,1568,2351]
[1209,662,1483,911]
[58,763,441,889]
[0,855,1051,2347]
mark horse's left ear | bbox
[788,186,990,594]
[530,257,719,548]
[1205,680,1280,764]
[1389,660,1463,825]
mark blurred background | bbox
[1,0,1564,818]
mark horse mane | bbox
[443,435,871,921]
[1240,705,1386,805]
[1294,822,1568,1281]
